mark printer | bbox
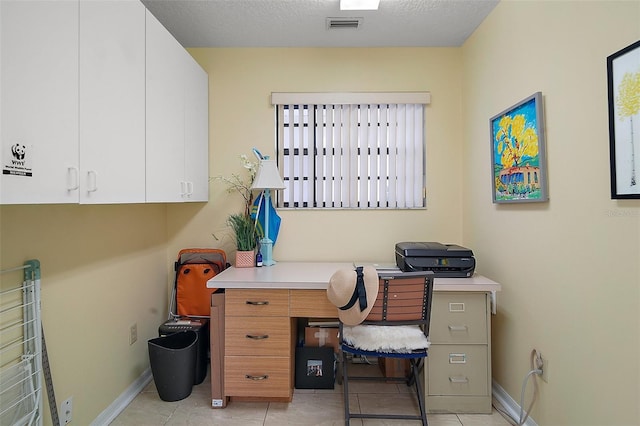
[395,242,475,277]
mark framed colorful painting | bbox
[489,92,548,203]
[608,39,640,199]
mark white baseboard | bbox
[91,368,152,426]
[492,379,539,426]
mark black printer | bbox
[395,242,475,277]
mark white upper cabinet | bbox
[1,0,208,205]
[146,10,209,203]
[79,0,146,204]
[0,0,79,204]
[183,52,210,202]
[145,10,185,203]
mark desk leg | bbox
[211,293,228,408]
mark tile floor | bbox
[111,362,512,426]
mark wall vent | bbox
[326,17,363,30]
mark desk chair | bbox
[338,271,434,426]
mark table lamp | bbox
[251,157,285,266]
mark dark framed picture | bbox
[489,92,548,203]
[607,39,640,199]
[294,346,335,389]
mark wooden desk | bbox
[207,262,501,413]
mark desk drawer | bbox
[225,289,289,317]
[427,345,488,396]
[225,356,291,398]
[226,316,290,356]
[290,290,337,318]
[430,293,487,344]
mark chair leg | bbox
[342,353,428,425]
[410,359,428,426]
[335,351,343,385]
[342,351,350,426]
[407,358,421,387]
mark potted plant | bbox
[227,213,257,267]
[212,154,259,267]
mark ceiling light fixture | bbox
[340,0,380,11]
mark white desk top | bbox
[207,261,501,292]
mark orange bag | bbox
[172,248,228,318]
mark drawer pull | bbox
[245,374,269,381]
[448,302,465,312]
[246,334,269,340]
[449,376,469,384]
[67,167,79,190]
[246,300,269,305]
[449,353,467,364]
[448,325,468,332]
[87,170,98,192]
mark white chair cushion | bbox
[342,325,430,353]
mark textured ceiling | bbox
[141,0,499,48]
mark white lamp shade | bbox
[251,159,285,190]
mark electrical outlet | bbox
[534,349,548,382]
[60,396,73,424]
[129,323,137,345]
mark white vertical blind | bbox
[274,92,428,209]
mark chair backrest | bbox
[362,271,434,333]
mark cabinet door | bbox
[427,345,489,396]
[430,293,488,344]
[79,0,145,204]
[183,53,209,202]
[225,290,290,316]
[145,10,185,203]
[0,0,79,204]
[226,317,291,356]
[224,356,291,398]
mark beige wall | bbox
[1,1,638,424]
[0,204,168,425]
[462,1,640,425]
[170,48,466,262]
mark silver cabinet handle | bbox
[245,374,269,381]
[87,170,98,192]
[246,301,269,305]
[448,325,468,332]
[180,181,193,197]
[449,376,469,384]
[67,167,79,191]
[246,334,269,340]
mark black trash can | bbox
[148,330,198,401]
[158,319,209,385]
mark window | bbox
[272,92,430,209]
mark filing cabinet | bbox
[424,292,493,413]
[224,289,294,400]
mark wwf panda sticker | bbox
[2,142,33,177]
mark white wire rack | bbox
[0,260,43,426]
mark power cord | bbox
[493,349,543,426]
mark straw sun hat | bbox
[327,266,379,326]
